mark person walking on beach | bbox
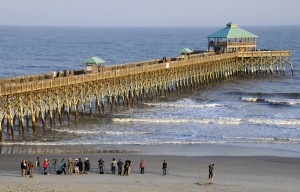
[98,158,104,174]
[43,159,49,175]
[68,158,73,175]
[126,159,132,175]
[28,160,34,178]
[123,160,129,176]
[60,159,66,175]
[162,160,167,176]
[74,159,79,174]
[117,159,124,176]
[208,163,215,180]
[211,163,215,180]
[77,158,83,174]
[36,157,41,174]
[47,159,51,173]
[111,158,117,174]
[140,159,145,174]
[21,160,27,177]
[84,158,90,174]
[52,159,57,173]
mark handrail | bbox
[209,42,256,46]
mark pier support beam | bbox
[75,103,79,123]
[0,128,2,142]
[0,117,4,142]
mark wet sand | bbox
[0,144,300,192]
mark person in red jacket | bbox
[43,159,49,175]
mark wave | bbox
[144,98,224,109]
[241,97,300,106]
[113,117,300,126]
[2,137,300,146]
[229,91,300,98]
[144,102,223,108]
[248,118,300,126]
[222,136,300,144]
[54,129,151,135]
[113,117,242,125]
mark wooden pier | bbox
[0,23,294,142]
[0,50,293,142]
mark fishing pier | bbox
[0,23,293,142]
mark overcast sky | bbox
[0,0,299,27]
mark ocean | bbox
[0,25,299,154]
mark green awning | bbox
[84,56,105,64]
[207,22,258,38]
[179,48,193,54]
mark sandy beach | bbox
[0,144,300,192]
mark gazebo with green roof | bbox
[84,56,105,73]
[179,48,193,54]
[207,22,258,53]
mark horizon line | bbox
[1,24,300,28]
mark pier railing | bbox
[237,50,291,57]
[209,42,256,47]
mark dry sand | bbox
[0,145,300,192]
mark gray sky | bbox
[0,0,299,26]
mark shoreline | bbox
[1,143,300,157]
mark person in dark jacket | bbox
[117,159,123,175]
[98,158,104,174]
[77,158,83,174]
[84,158,90,173]
[162,160,167,176]
[21,160,27,177]
[123,160,129,176]
[208,163,212,179]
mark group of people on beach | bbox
[20,156,165,177]
[21,157,214,180]
[100,158,147,176]
[21,156,92,177]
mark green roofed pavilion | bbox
[179,48,193,54]
[84,56,105,73]
[84,56,105,64]
[207,22,258,53]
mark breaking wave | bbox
[229,91,300,98]
[54,129,151,135]
[144,98,224,108]
[247,118,300,126]
[113,117,300,126]
[241,97,300,106]
[112,117,242,125]
[222,136,300,144]
[2,136,300,146]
